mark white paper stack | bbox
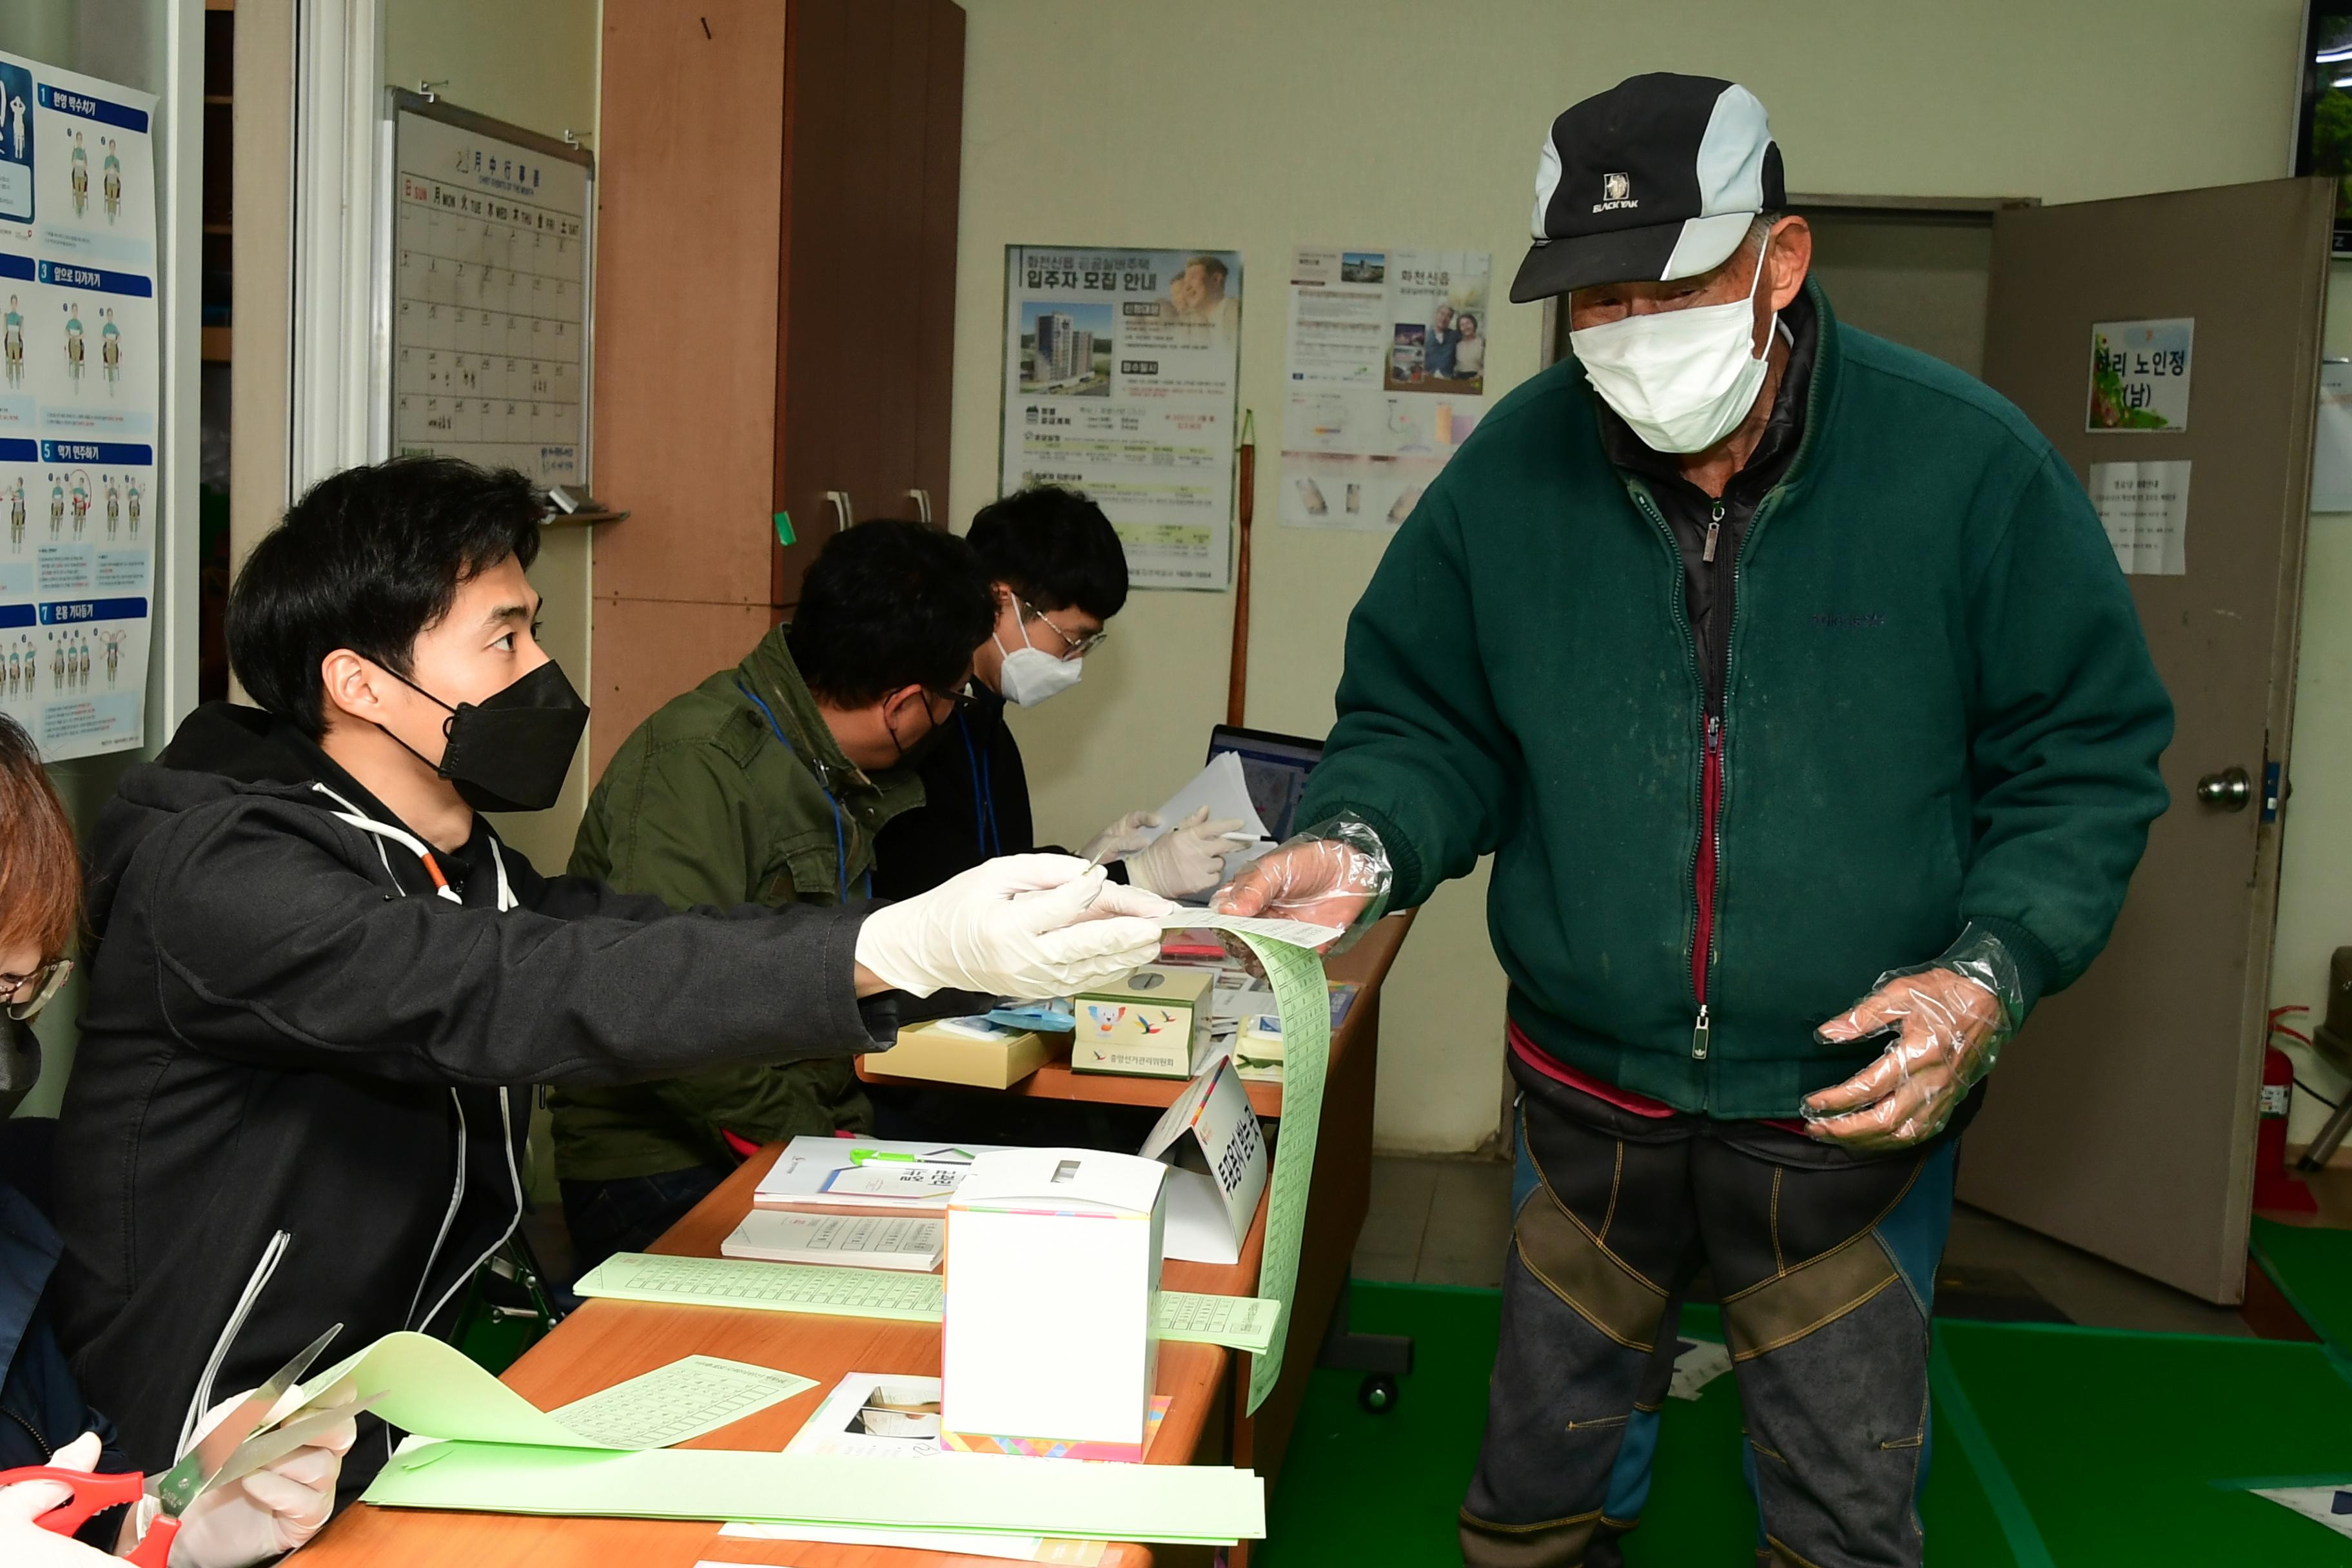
[720,1211,945,1272]
[752,1135,1010,1217]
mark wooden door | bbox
[1961,178,2332,1302]
[772,0,965,611]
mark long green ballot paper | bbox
[574,1253,1283,1356]
[1229,930,1332,1414]
[363,1442,1265,1545]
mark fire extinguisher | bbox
[2259,1006,2320,1213]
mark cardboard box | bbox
[941,1148,1166,1454]
[875,1017,1050,1090]
[1072,965,1215,1079]
[1234,1014,1286,1083]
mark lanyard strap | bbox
[958,712,999,859]
[738,681,868,904]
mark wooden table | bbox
[299,912,1415,1568]
[861,913,1419,1525]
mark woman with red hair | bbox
[0,715,354,1566]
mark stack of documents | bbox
[720,1211,945,1272]
[753,1137,1007,1216]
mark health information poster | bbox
[0,50,159,760]
[999,246,1241,590]
[1280,246,1489,531]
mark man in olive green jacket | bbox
[553,520,996,1268]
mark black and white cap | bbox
[1509,74,1784,304]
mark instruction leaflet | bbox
[0,48,160,760]
[999,246,1242,591]
[1281,246,1490,533]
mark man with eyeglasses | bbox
[552,518,999,1270]
[874,484,1246,903]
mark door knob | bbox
[2195,766,2251,810]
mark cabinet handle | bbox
[825,491,856,531]
[906,488,933,525]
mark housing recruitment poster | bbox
[1281,246,1490,531]
[1000,246,1242,590]
[0,49,160,760]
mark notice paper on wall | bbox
[2090,459,2191,576]
[2086,317,2193,432]
[2313,360,2352,513]
[999,245,1242,591]
[0,48,162,760]
[1282,246,1490,531]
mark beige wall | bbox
[2271,264,2352,1142]
[952,0,2312,1153]
[381,0,605,874]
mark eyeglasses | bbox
[1,958,71,1021]
[1021,597,1109,659]
[925,680,980,719]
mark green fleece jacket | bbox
[1298,282,2173,1118]
[551,628,923,1182]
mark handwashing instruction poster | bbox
[0,49,159,760]
[999,246,1242,591]
[1281,246,1490,532]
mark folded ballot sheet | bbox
[280,1330,1262,1544]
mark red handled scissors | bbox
[0,1323,344,1563]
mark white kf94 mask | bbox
[1569,241,1777,455]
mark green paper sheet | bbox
[295,1331,608,1448]
[362,1440,1266,1544]
[573,1253,1282,1354]
[1230,930,1331,1414]
[552,1355,816,1448]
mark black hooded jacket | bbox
[46,703,892,1495]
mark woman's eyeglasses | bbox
[1,959,72,1021]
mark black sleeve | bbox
[140,801,888,1089]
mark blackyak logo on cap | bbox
[1596,172,1636,213]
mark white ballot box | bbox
[941,1148,1167,1456]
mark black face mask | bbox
[387,659,591,814]
[886,699,954,771]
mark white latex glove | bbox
[854,853,1175,999]
[1078,810,1160,865]
[0,1431,115,1565]
[1124,807,1251,899]
[155,1386,358,1568]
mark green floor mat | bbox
[2253,1217,2352,1351]
[1263,1282,2352,1565]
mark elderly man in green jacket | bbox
[1220,76,2171,1568]
[553,520,995,1269]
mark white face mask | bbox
[1569,242,1776,455]
[994,616,1084,707]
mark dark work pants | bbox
[1460,1058,1960,1568]
[560,1163,728,1280]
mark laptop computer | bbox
[1204,725,1325,844]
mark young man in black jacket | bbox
[44,458,1170,1500]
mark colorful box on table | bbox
[1072,965,1215,1079]
[941,1148,1167,1457]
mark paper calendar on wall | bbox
[378,90,594,489]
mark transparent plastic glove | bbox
[1078,811,1159,866]
[150,1384,357,1568]
[0,1431,113,1565]
[1211,814,1393,953]
[1124,807,1250,899]
[856,853,1175,999]
[1802,926,2024,1150]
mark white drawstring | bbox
[310,783,463,904]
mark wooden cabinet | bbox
[590,0,964,768]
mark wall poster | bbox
[1280,246,1489,531]
[0,48,161,761]
[999,246,1242,591]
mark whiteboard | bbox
[378,90,594,488]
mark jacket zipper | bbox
[1627,485,1716,1064]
